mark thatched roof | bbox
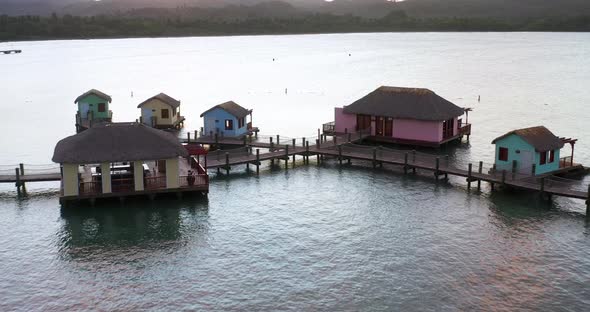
[52,123,188,164]
[200,101,251,119]
[137,93,181,109]
[343,86,465,121]
[492,126,564,152]
[75,89,112,104]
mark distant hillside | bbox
[1,0,590,18]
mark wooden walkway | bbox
[197,134,590,204]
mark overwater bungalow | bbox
[200,101,257,137]
[329,86,472,147]
[138,93,185,129]
[492,126,579,175]
[52,122,208,205]
[74,89,113,133]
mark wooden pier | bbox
[1,49,22,54]
[1,129,589,213]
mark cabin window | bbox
[225,119,233,130]
[97,103,106,113]
[161,109,169,119]
[498,147,508,161]
[540,151,547,165]
[549,150,555,163]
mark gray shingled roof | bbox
[492,126,564,152]
[137,93,181,109]
[74,89,112,104]
[343,86,465,121]
[200,101,251,119]
[52,123,188,164]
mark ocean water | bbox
[1,32,589,311]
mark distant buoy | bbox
[131,91,134,98]
[478,95,480,102]
[285,88,288,95]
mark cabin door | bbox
[375,117,385,136]
[142,108,153,125]
[519,150,534,175]
[80,103,90,119]
[385,118,393,137]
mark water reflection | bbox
[57,197,210,261]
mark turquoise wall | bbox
[202,108,247,137]
[494,134,560,175]
[77,94,110,120]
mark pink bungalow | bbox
[332,86,472,147]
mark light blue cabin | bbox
[75,89,113,132]
[492,126,565,175]
[200,101,253,137]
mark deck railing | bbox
[179,174,209,188]
[145,176,167,190]
[459,123,472,136]
[79,181,102,195]
[322,121,336,135]
[560,156,574,168]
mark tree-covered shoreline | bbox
[2,12,590,42]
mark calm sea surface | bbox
[1,33,590,311]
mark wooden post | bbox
[256,149,260,175]
[285,145,289,169]
[302,137,306,147]
[531,164,536,176]
[412,150,416,173]
[317,128,320,142]
[225,152,230,175]
[334,135,337,146]
[477,161,483,191]
[306,141,310,164]
[316,139,320,164]
[246,147,250,171]
[339,145,343,166]
[270,137,274,150]
[204,154,208,169]
[19,163,26,194]
[15,168,21,196]
[467,163,472,190]
[187,131,191,143]
[292,138,296,149]
[372,148,377,169]
[194,130,198,140]
[586,184,590,217]
[434,157,440,180]
[404,153,408,174]
[276,135,280,145]
[512,160,517,180]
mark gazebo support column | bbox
[134,162,144,191]
[101,162,112,193]
[166,158,179,189]
[62,163,79,196]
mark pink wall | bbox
[392,119,442,143]
[453,116,459,136]
[335,107,356,133]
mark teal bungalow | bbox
[200,101,255,137]
[492,126,576,175]
[75,89,113,133]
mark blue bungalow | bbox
[492,126,570,175]
[200,101,254,137]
